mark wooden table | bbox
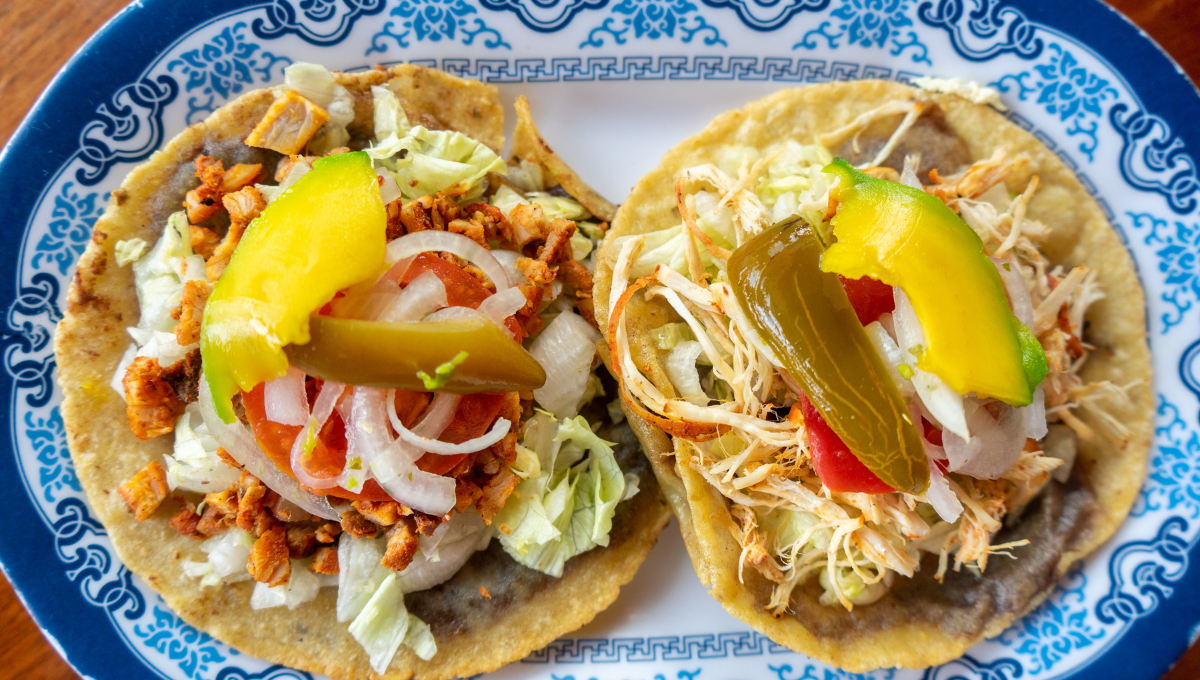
[1,0,1198,678]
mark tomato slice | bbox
[838,275,895,326]
[800,393,895,494]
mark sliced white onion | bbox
[330,279,401,320]
[264,367,309,427]
[666,340,708,406]
[197,376,340,521]
[289,380,345,490]
[337,387,397,494]
[377,167,402,205]
[378,270,447,323]
[385,231,510,291]
[477,286,527,324]
[992,256,1035,329]
[529,310,602,419]
[424,304,517,340]
[369,445,457,516]
[901,155,924,190]
[491,249,526,286]
[411,392,462,439]
[419,521,453,561]
[893,288,969,440]
[1018,386,1048,441]
[396,512,490,593]
[394,414,511,456]
[943,399,1026,479]
[921,460,963,523]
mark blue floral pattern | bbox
[167,23,291,124]
[768,663,894,680]
[582,0,725,48]
[8,1,1200,679]
[134,605,231,680]
[28,407,79,503]
[796,0,930,65]
[367,0,510,53]
[33,182,102,276]
[1125,211,1200,332]
[998,571,1104,673]
[992,44,1119,162]
[1132,397,1200,518]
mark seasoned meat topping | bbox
[118,461,169,521]
[123,357,186,440]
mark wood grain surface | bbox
[1,0,1198,679]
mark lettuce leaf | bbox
[347,573,410,674]
[365,87,504,202]
[402,614,437,661]
[181,529,255,587]
[495,414,635,576]
[165,404,241,493]
[131,211,192,334]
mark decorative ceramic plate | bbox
[3,0,1200,678]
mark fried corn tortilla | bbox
[594,80,1152,671]
[56,65,670,680]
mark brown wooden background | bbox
[1,0,1198,678]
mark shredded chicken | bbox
[118,461,169,521]
[245,90,330,155]
[123,357,186,440]
[189,224,221,259]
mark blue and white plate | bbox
[3,0,1199,678]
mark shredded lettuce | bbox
[489,185,591,221]
[336,533,389,623]
[495,413,633,576]
[650,322,696,351]
[337,533,439,666]
[257,160,311,204]
[165,404,241,493]
[181,529,255,587]
[366,87,504,202]
[115,238,148,266]
[249,559,321,610]
[132,211,192,335]
[347,573,411,674]
[402,614,437,661]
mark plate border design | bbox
[2,1,1199,679]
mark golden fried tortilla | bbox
[56,65,670,680]
[594,80,1152,671]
